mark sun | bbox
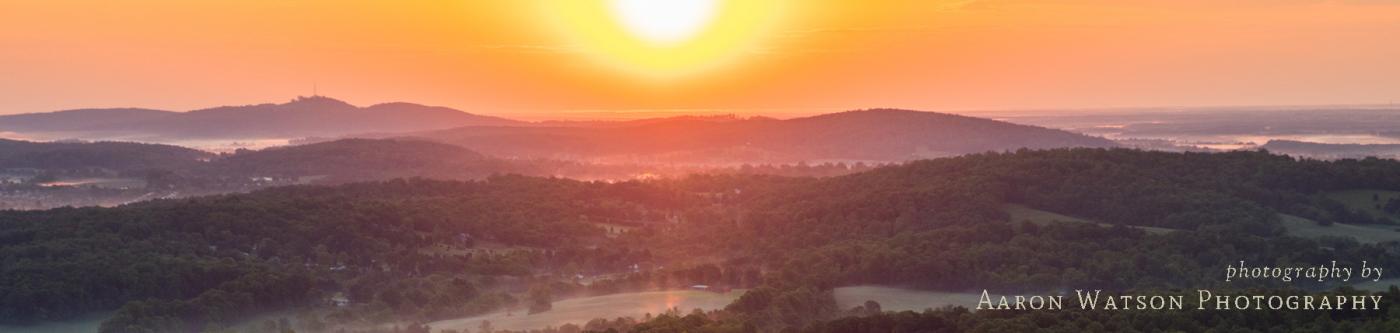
[545,0,785,78]
[609,0,718,46]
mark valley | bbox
[6,101,1400,332]
[6,148,1400,332]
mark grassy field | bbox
[1279,213,1400,244]
[833,286,982,312]
[1002,204,1174,235]
[427,290,742,332]
[1325,190,1400,220]
[0,312,109,333]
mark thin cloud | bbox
[476,44,584,54]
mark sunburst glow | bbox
[546,0,784,77]
[609,0,717,46]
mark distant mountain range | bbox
[407,109,1118,163]
[1,97,1118,164]
[0,126,1110,210]
[0,96,522,141]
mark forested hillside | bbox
[0,139,212,173]
[4,149,1400,332]
[0,137,885,210]
[1,176,664,331]
[198,139,492,182]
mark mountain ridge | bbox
[1,98,1117,164]
[410,108,1118,163]
[0,96,523,140]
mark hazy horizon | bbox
[7,93,1400,123]
[4,1,1400,116]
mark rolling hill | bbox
[0,96,522,141]
[0,138,212,173]
[1,99,1116,165]
[412,109,1118,163]
[200,138,500,183]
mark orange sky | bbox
[2,0,1399,118]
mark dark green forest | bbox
[5,148,1400,332]
[0,138,212,175]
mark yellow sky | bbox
[2,0,1399,118]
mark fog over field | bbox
[427,290,742,332]
[986,106,1400,158]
